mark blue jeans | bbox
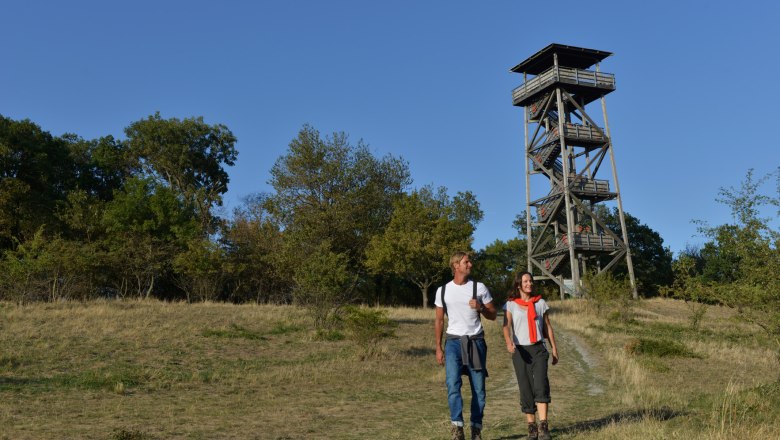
[444,337,487,428]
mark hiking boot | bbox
[471,426,482,440]
[527,422,538,440]
[538,420,551,440]
[451,425,465,440]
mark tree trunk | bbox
[420,281,433,308]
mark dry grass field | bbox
[0,297,778,439]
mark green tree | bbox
[173,237,226,303]
[365,186,482,308]
[694,169,780,372]
[222,194,290,303]
[292,243,356,328]
[660,254,710,330]
[267,125,411,309]
[101,177,198,298]
[0,228,101,302]
[472,237,527,304]
[124,113,238,235]
[63,134,131,202]
[0,116,76,248]
[594,206,674,295]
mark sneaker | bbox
[539,420,551,440]
[451,425,465,440]
[528,422,538,440]
[471,426,482,440]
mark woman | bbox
[502,271,559,440]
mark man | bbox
[435,252,498,440]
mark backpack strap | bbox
[473,279,481,321]
[441,279,479,317]
[441,282,447,316]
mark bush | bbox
[624,337,700,358]
[342,305,397,359]
[660,255,711,330]
[582,271,634,322]
[292,245,356,329]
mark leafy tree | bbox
[292,243,356,328]
[222,194,290,303]
[267,125,411,308]
[0,116,76,248]
[365,186,482,308]
[63,134,131,201]
[691,169,780,373]
[0,229,101,302]
[0,228,56,303]
[472,237,527,304]
[666,168,780,368]
[698,226,742,283]
[101,177,198,298]
[594,206,673,295]
[173,237,226,302]
[124,112,238,235]
[660,255,710,330]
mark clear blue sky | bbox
[2,1,778,254]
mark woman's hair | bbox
[508,271,534,299]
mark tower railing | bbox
[512,66,615,106]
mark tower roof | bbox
[510,44,612,75]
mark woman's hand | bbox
[506,340,516,353]
[551,348,559,365]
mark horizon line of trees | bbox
[3,112,747,322]
[0,114,487,315]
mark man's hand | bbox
[506,340,515,353]
[469,299,481,310]
[551,348,559,365]
[436,347,445,366]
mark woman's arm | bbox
[502,309,515,353]
[543,312,558,365]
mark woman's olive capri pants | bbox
[511,342,551,414]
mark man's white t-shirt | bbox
[434,280,493,336]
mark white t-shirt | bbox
[506,299,550,346]
[434,280,493,336]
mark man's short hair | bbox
[450,251,470,275]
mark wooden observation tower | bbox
[511,44,637,299]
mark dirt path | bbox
[486,326,613,437]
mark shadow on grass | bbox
[0,376,51,391]
[393,318,429,325]
[402,346,435,357]
[493,407,683,439]
[1,368,145,393]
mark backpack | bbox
[440,279,478,316]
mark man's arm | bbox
[480,301,498,321]
[470,283,497,321]
[435,306,445,366]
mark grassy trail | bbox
[1,299,778,439]
[484,325,618,439]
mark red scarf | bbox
[513,296,542,343]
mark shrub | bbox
[582,271,634,322]
[624,337,700,358]
[660,255,711,330]
[292,245,356,329]
[342,305,397,359]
